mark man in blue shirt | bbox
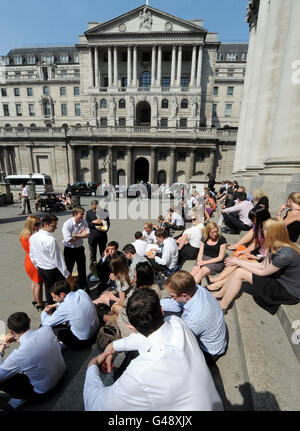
[160,270,228,365]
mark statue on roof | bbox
[139,7,153,31]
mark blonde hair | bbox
[252,187,266,202]
[203,222,219,242]
[264,218,300,256]
[20,215,40,240]
[288,192,300,206]
[144,222,153,230]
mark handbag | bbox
[96,320,121,351]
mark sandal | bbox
[206,281,223,291]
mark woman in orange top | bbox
[20,216,44,310]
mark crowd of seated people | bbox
[34,193,74,213]
[1,183,300,412]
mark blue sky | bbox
[1,0,249,54]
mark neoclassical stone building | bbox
[0,5,248,187]
[233,0,300,210]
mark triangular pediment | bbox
[85,6,207,37]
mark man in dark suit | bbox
[86,200,110,268]
[95,241,126,294]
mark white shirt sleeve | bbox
[113,332,146,352]
[49,239,70,278]
[0,350,21,384]
[84,364,150,411]
[155,241,170,267]
[40,303,69,328]
[62,220,73,244]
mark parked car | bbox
[126,183,148,198]
[164,183,190,200]
[65,181,98,196]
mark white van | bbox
[5,174,54,194]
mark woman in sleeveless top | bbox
[278,192,300,243]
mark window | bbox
[100,99,107,109]
[121,77,128,88]
[16,104,22,116]
[1,89,7,97]
[162,77,170,88]
[227,69,234,77]
[119,117,126,127]
[180,77,189,87]
[43,86,49,96]
[117,151,125,160]
[14,88,20,97]
[181,99,188,109]
[182,51,191,62]
[242,52,247,61]
[225,104,232,117]
[74,54,79,63]
[213,86,218,96]
[74,69,80,78]
[140,71,151,87]
[104,77,109,87]
[3,104,9,116]
[14,56,23,65]
[42,67,48,81]
[160,118,168,128]
[178,152,186,162]
[61,103,68,116]
[227,52,237,61]
[99,150,107,159]
[27,55,36,64]
[15,72,21,79]
[215,69,219,76]
[61,70,67,78]
[43,101,51,116]
[142,52,150,62]
[27,88,33,97]
[163,51,171,62]
[227,86,234,96]
[121,52,127,62]
[196,152,205,162]
[60,54,69,63]
[212,103,217,117]
[161,99,169,109]
[217,52,222,61]
[100,117,107,128]
[41,55,55,64]
[74,87,80,96]
[3,57,10,65]
[75,103,81,116]
[60,87,66,96]
[29,104,35,116]
[119,99,126,109]
[28,71,34,79]
[81,150,89,159]
[179,118,187,128]
[159,151,167,160]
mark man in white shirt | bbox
[122,244,147,282]
[177,217,203,267]
[222,191,254,234]
[164,208,185,232]
[146,228,178,273]
[131,231,147,257]
[30,214,75,305]
[142,222,156,244]
[0,312,65,409]
[83,288,223,411]
[19,183,32,215]
[62,207,90,292]
[41,280,100,349]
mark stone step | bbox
[235,292,300,410]
[277,303,300,363]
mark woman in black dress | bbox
[277,192,300,243]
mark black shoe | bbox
[36,305,45,312]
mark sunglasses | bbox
[34,222,40,226]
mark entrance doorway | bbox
[136,101,151,126]
[134,157,149,183]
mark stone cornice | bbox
[246,0,260,28]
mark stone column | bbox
[108,146,113,185]
[171,45,176,87]
[4,147,12,176]
[156,46,162,87]
[208,149,216,176]
[132,46,137,87]
[70,146,77,183]
[89,47,94,87]
[127,46,132,87]
[94,47,99,88]
[126,147,132,185]
[196,45,203,87]
[151,46,156,87]
[190,45,197,88]
[188,149,195,181]
[150,148,156,183]
[113,46,118,87]
[176,45,182,87]
[168,148,175,185]
[108,47,112,87]
[90,146,95,182]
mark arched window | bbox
[43,86,49,96]
[17,123,24,129]
[5,124,11,129]
[161,99,169,109]
[181,99,188,109]
[46,123,52,128]
[75,123,81,128]
[100,99,107,109]
[119,99,126,109]
[140,71,151,87]
[30,123,37,128]
[62,123,69,130]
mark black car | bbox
[65,182,98,196]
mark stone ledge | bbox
[277,303,300,363]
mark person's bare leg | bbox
[214,269,253,310]
[209,265,237,283]
[207,278,226,291]
[190,265,200,278]
[194,266,211,285]
[33,282,43,306]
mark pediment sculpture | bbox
[139,7,153,31]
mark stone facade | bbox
[0,5,247,187]
[233,0,300,211]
